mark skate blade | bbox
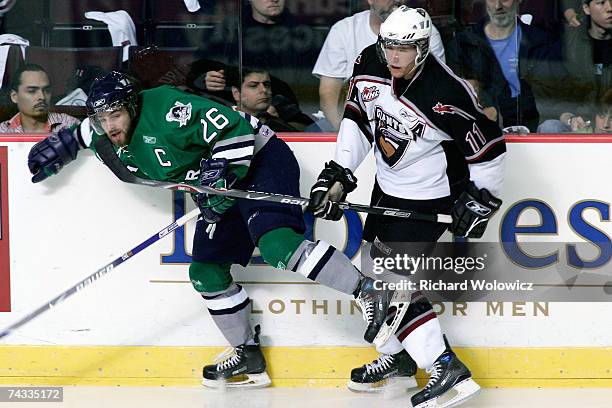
[347,376,418,393]
[373,300,410,348]
[202,372,271,389]
[414,378,481,408]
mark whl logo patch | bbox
[362,86,380,102]
[166,101,192,127]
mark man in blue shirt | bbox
[447,0,566,132]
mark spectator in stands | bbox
[560,0,611,108]
[229,67,320,132]
[190,60,298,108]
[446,0,566,132]
[230,67,273,116]
[194,0,318,110]
[312,0,446,130]
[539,88,611,133]
[539,0,611,132]
[0,64,79,133]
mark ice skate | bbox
[355,277,397,343]
[373,291,411,348]
[411,338,480,408]
[348,349,418,393]
[202,325,271,389]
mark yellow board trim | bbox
[1,346,612,387]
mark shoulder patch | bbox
[165,101,192,127]
[361,86,380,102]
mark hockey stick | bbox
[94,136,452,224]
[0,207,201,340]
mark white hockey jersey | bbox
[335,44,506,199]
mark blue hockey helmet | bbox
[86,71,139,134]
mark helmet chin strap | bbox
[403,61,419,79]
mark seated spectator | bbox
[195,0,319,111]
[446,0,566,132]
[230,67,272,116]
[228,67,320,132]
[312,0,446,130]
[0,64,80,133]
[558,0,611,114]
[188,58,299,107]
[539,88,611,133]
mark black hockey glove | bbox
[194,158,236,224]
[450,182,502,238]
[308,160,357,221]
[28,127,80,183]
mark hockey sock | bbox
[398,295,445,369]
[286,239,362,295]
[376,334,404,355]
[190,262,252,347]
[201,283,252,347]
[189,261,234,293]
[258,227,305,270]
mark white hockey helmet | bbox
[377,6,432,68]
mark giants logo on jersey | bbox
[374,106,427,167]
[361,86,380,102]
[374,107,412,167]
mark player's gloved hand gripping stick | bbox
[194,157,237,224]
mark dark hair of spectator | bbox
[10,64,49,92]
[595,89,612,116]
[226,67,270,89]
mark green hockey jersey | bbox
[89,85,265,184]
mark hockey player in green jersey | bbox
[26,71,403,388]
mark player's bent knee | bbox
[189,261,233,293]
[258,227,305,270]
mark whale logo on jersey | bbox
[166,101,192,127]
[374,106,425,167]
[362,86,380,102]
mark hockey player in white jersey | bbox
[308,6,506,408]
